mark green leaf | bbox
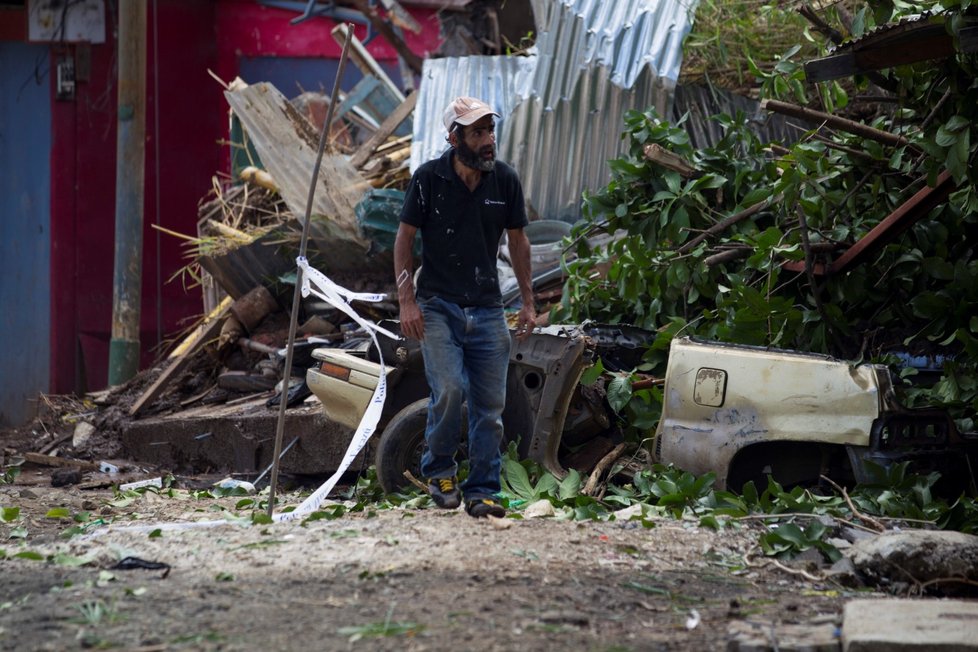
[533,474,559,498]
[945,115,969,132]
[1,507,20,523]
[13,551,44,561]
[607,374,634,413]
[558,469,582,501]
[502,458,534,500]
[45,508,71,519]
[580,359,605,386]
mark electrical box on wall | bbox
[56,54,74,100]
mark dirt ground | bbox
[2,464,863,652]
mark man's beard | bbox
[456,138,495,172]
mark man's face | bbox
[453,116,496,172]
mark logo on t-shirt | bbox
[485,198,506,206]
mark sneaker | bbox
[428,477,461,509]
[465,498,506,518]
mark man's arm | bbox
[394,222,424,340]
[506,227,537,340]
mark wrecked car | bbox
[653,337,978,495]
[306,322,651,492]
[308,322,978,496]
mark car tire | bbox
[375,399,468,494]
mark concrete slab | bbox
[842,599,978,651]
[121,396,366,476]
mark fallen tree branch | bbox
[795,204,831,322]
[630,377,664,391]
[402,469,429,493]
[798,3,845,44]
[798,3,897,93]
[583,443,626,496]
[677,197,779,254]
[704,247,751,267]
[742,543,827,583]
[643,144,701,178]
[820,474,886,533]
[763,99,911,149]
[733,511,881,535]
[914,576,978,594]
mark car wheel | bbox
[375,399,468,494]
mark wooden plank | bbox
[130,299,232,416]
[804,52,855,83]
[23,452,100,471]
[349,0,423,75]
[826,170,954,274]
[782,171,955,277]
[334,76,383,123]
[350,91,418,169]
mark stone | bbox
[845,530,978,591]
[72,421,96,448]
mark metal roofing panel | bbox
[671,84,798,150]
[410,0,697,222]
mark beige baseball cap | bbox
[443,96,500,133]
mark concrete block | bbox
[122,397,365,475]
[842,599,978,651]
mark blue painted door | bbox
[0,43,52,426]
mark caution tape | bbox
[273,257,397,522]
[90,258,399,535]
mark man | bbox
[393,96,537,518]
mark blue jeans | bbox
[418,296,511,500]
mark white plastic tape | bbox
[273,257,396,522]
[91,258,398,535]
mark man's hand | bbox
[394,222,424,340]
[515,303,537,340]
[507,226,537,340]
[399,299,425,341]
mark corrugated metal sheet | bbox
[671,84,798,150]
[0,43,51,426]
[410,0,697,222]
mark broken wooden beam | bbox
[349,0,424,75]
[350,91,418,169]
[130,297,233,416]
[782,170,955,276]
[331,23,406,103]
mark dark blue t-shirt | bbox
[400,148,528,307]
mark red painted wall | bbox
[50,1,223,393]
[49,0,441,393]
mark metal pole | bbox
[108,1,147,385]
[267,24,355,518]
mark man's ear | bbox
[447,130,457,148]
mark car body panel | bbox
[655,337,883,487]
[307,350,394,429]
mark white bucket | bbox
[525,220,572,271]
